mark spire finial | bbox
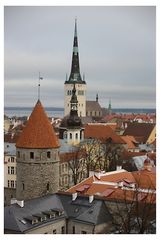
[38,72,43,100]
[74,17,77,37]
[96,94,98,102]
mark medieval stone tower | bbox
[64,19,86,117]
[16,100,60,201]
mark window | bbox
[53,229,56,234]
[17,151,20,158]
[75,133,78,139]
[11,167,14,174]
[8,158,10,162]
[15,181,17,188]
[11,157,14,162]
[47,151,51,158]
[8,180,10,188]
[11,180,14,188]
[73,226,75,234]
[8,166,10,174]
[65,176,68,185]
[47,182,49,191]
[61,226,65,234]
[81,231,87,234]
[30,152,34,159]
[22,183,25,190]
[70,133,72,139]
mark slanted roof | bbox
[121,135,139,149]
[86,101,102,112]
[16,100,60,149]
[123,123,155,143]
[4,193,112,233]
[67,169,156,203]
[84,124,125,144]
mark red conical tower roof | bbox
[16,100,60,149]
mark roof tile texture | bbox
[84,124,125,144]
[16,100,60,149]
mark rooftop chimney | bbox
[72,192,78,201]
[17,200,24,208]
[89,195,94,203]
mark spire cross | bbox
[38,72,43,100]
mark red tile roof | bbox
[121,135,138,149]
[67,169,156,203]
[16,100,60,149]
[123,123,155,143]
[84,124,125,144]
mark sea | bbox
[4,107,156,118]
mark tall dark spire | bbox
[66,19,85,84]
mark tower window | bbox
[47,182,49,191]
[30,152,34,159]
[70,133,72,139]
[17,151,20,158]
[75,133,78,139]
[11,167,15,174]
[47,151,51,158]
[11,180,14,188]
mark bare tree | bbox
[102,137,124,172]
[68,147,86,185]
[80,138,104,177]
[107,182,156,233]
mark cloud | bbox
[4,6,156,108]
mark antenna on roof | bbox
[38,72,43,100]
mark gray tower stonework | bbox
[16,100,60,201]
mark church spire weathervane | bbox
[38,72,43,100]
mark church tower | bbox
[64,19,86,117]
[60,84,84,145]
[16,100,60,201]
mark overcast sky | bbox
[4,6,156,108]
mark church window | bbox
[75,133,78,139]
[30,152,34,159]
[11,180,14,188]
[70,133,72,139]
[11,167,15,174]
[47,151,51,158]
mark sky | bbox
[4,6,156,108]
